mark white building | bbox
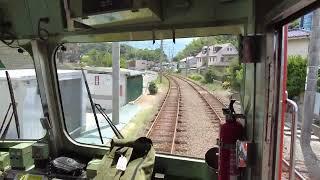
[179,56,197,69]
[288,29,310,57]
[85,67,143,113]
[196,43,238,68]
[128,60,155,71]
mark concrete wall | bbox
[86,72,127,113]
[288,38,309,57]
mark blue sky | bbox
[125,37,195,59]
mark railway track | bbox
[174,75,226,124]
[282,159,305,180]
[146,74,305,179]
[173,75,306,179]
[146,75,181,153]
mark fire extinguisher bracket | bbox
[246,142,256,167]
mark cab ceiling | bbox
[0,0,318,43]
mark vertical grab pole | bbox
[286,99,298,180]
[278,25,288,180]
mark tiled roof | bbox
[179,56,195,62]
[288,29,310,38]
[196,43,237,58]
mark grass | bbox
[186,73,224,92]
[121,73,169,138]
[202,81,224,92]
[121,106,156,138]
[154,74,169,89]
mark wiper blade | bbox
[1,113,14,139]
[81,68,104,144]
[5,71,20,138]
[94,103,124,139]
[0,104,12,134]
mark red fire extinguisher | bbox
[219,100,244,180]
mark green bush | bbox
[224,60,243,91]
[148,81,158,95]
[222,81,231,89]
[287,55,307,98]
[204,68,217,83]
[188,74,203,81]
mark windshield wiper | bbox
[0,71,20,139]
[81,68,104,144]
[94,103,124,139]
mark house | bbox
[288,29,310,57]
[179,56,197,69]
[128,60,155,70]
[300,12,313,31]
[196,43,238,68]
[84,67,143,113]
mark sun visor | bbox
[69,0,161,28]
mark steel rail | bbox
[175,75,306,180]
[282,159,305,180]
[174,75,225,124]
[169,76,181,154]
[146,75,172,137]
[146,75,181,153]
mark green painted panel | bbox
[126,75,143,103]
[154,155,214,180]
[242,62,266,179]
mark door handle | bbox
[286,98,298,180]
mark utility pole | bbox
[160,39,163,83]
[302,9,320,146]
[206,37,210,70]
[112,42,120,125]
[185,56,188,77]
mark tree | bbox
[80,49,127,68]
[288,19,300,29]
[79,42,166,62]
[286,55,307,98]
[224,59,243,91]
[302,9,320,146]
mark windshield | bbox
[55,37,243,159]
[0,41,45,139]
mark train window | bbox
[281,11,320,179]
[0,42,45,139]
[55,36,242,159]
